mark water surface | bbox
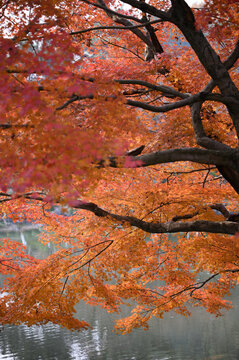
[0,230,239,360]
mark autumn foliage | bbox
[0,0,239,332]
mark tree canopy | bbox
[0,0,239,333]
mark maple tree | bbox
[0,0,239,333]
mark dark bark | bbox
[56,201,239,235]
[217,166,239,195]
[58,1,239,197]
[2,193,239,236]
[98,148,236,169]
[169,0,239,139]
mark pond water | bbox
[0,230,239,360]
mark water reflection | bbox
[1,302,239,360]
[0,230,239,359]
[0,229,55,259]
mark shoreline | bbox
[0,224,42,233]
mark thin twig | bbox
[60,275,69,298]
[70,19,162,35]
[202,169,211,188]
[99,36,145,61]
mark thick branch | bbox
[117,79,188,99]
[189,41,239,151]
[135,148,236,168]
[53,201,239,235]
[2,193,239,236]
[190,100,239,194]
[80,0,143,23]
[120,0,171,22]
[96,0,154,49]
[190,102,233,152]
[170,1,239,96]
[127,93,237,113]
[97,148,237,169]
[108,16,153,49]
[169,0,239,136]
[142,14,164,60]
[216,166,239,195]
[133,148,239,195]
[224,40,239,71]
[201,39,239,102]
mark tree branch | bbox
[2,191,239,236]
[210,204,230,219]
[127,93,237,113]
[56,202,239,235]
[120,0,171,22]
[70,19,162,35]
[172,211,199,222]
[117,79,188,99]
[136,148,237,168]
[99,35,145,60]
[0,124,33,129]
[3,193,239,235]
[203,39,239,95]
[190,269,239,296]
[163,166,217,175]
[96,0,154,50]
[62,205,239,235]
[80,0,143,23]
[169,0,239,137]
[190,102,233,152]
[170,1,239,96]
[98,147,237,169]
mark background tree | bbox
[0,0,239,332]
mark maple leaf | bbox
[0,0,239,333]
